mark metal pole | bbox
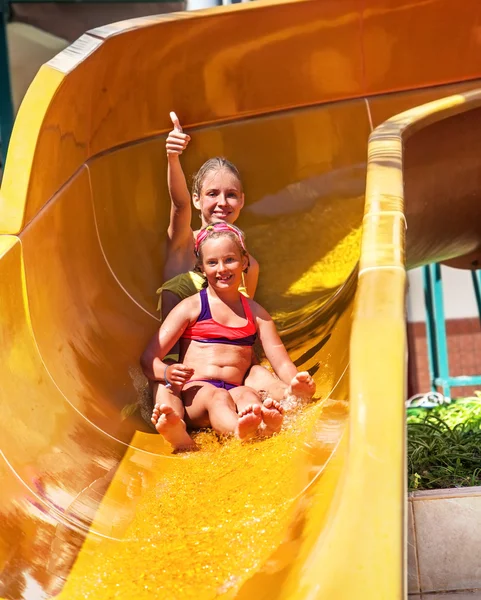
[471,270,481,325]
[430,263,451,398]
[0,1,14,167]
[423,264,438,392]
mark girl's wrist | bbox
[164,364,172,389]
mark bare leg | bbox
[183,384,262,440]
[230,385,263,412]
[244,365,287,402]
[206,390,262,439]
[231,386,284,436]
[150,382,197,452]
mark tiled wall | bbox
[408,487,481,595]
[408,318,481,398]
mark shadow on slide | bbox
[2,1,481,598]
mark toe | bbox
[263,398,274,409]
[252,404,262,416]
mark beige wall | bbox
[7,2,183,113]
[7,23,67,112]
[12,2,183,41]
[408,267,479,322]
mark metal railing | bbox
[423,263,481,398]
[0,2,13,166]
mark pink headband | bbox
[195,222,247,255]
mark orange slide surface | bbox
[2,1,481,598]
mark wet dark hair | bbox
[194,224,249,287]
[192,157,243,197]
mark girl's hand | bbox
[165,363,194,386]
[166,111,191,155]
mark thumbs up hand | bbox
[170,111,182,132]
[166,111,191,155]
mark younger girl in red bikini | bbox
[141,222,315,452]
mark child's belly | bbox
[181,340,252,385]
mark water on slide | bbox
[2,0,481,598]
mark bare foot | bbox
[288,371,316,401]
[151,404,197,452]
[261,398,284,435]
[236,404,262,440]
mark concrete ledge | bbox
[410,593,481,599]
[408,487,481,594]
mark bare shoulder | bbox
[180,292,202,320]
[248,298,272,322]
[179,292,202,312]
[166,292,202,323]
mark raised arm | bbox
[140,297,196,383]
[166,112,193,248]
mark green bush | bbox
[407,397,481,491]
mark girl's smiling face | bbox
[193,168,244,226]
[200,235,248,291]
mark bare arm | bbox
[140,297,196,382]
[244,254,259,298]
[167,155,191,212]
[253,304,298,385]
[166,112,193,249]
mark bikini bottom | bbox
[186,379,239,391]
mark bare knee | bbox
[206,389,236,412]
[245,366,286,401]
[245,365,275,389]
[234,387,262,410]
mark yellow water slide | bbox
[2,1,481,598]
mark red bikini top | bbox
[182,288,257,347]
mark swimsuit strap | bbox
[240,294,255,327]
[199,288,253,326]
[198,288,212,322]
